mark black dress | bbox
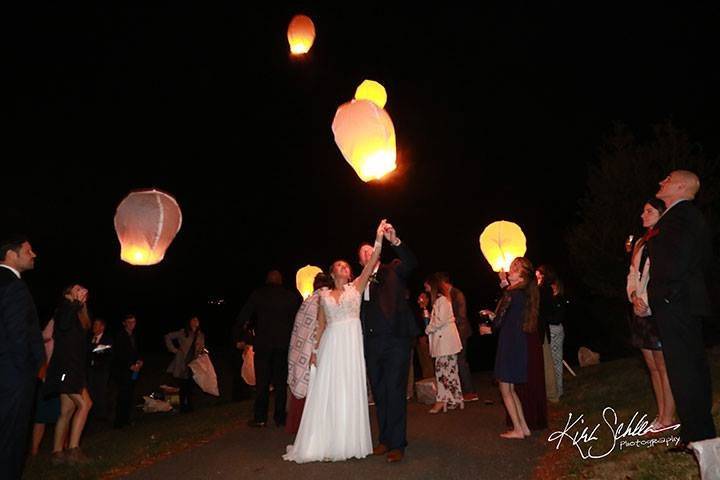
[45,300,88,394]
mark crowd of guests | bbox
[233,262,568,445]
[1,170,716,477]
[29,298,144,466]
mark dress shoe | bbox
[65,447,91,465]
[247,419,266,428]
[428,401,447,414]
[373,444,389,455]
[462,392,479,402]
[386,449,404,463]
[50,451,66,466]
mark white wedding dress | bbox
[283,284,373,463]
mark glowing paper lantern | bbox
[296,265,323,299]
[354,80,387,109]
[479,220,527,272]
[332,99,396,182]
[114,189,182,266]
[287,14,315,55]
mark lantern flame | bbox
[479,221,527,272]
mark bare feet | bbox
[500,430,525,439]
[523,428,531,437]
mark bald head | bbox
[266,270,282,286]
[656,170,701,206]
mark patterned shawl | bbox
[287,289,322,398]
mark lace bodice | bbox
[320,284,361,324]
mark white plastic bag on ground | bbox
[189,353,220,396]
[142,396,173,413]
[415,377,437,405]
[691,437,720,480]
[242,346,256,386]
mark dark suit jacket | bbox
[450,286,471,340]
[111,329,139,382]
[234,285,301,350]
[0,267,44,386]
[647,200,713,316]
[361,243,420,338]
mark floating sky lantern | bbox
[479,220,527,272]
[354,80,387,109]
[296,265,323,299]
[332,80,396,182]
[114,189,182,266]
[287,14,315,55]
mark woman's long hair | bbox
[426,274,441,305]
[508,258,539,333]
[61,284,91,330]
[538,264,564,297]
[184,316,202,338]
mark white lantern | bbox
[331,99,397,182]
[479,220,527,272]
[114,189,182,266]
[296,265,323,299]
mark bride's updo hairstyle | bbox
[328,260,354,289]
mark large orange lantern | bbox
[114,189,182,266]
[287,14,315,55]
[354,80,387,109]
[479,221,527,272]
[296,265,323,299]
[332,94,396,182]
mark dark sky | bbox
[5,3,720,346]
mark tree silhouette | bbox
[567,121,720,300]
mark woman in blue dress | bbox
[480,257,540,439]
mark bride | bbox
[283,219,387,463]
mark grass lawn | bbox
[537,346,720,479]
[25,400,252,480]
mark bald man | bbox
[647,170,716,448]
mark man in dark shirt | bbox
[87,318,113,421]
[234,271,300,427]
[111,314,142,429]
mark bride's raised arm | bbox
[353,219,387,293]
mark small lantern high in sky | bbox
[332,80,396,182]
[287,14,315,55]
[114,189,182,266]
[296,265,323,299]
[479,220,527,272]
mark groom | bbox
[359,222,419,463]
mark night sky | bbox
[5,3,720,350]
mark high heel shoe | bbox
[428,401,447,414]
